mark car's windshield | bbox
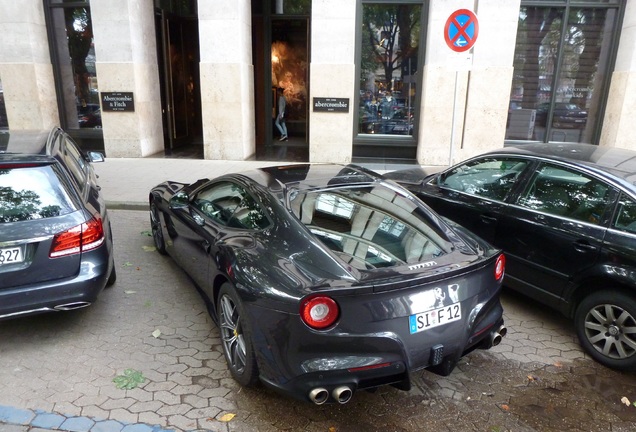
[289,184,452,270]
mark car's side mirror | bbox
[87,151,105,163]
[169,191,189,210]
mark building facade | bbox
[0,0,633,166]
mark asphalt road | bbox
[1,210,636,432]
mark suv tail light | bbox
[50,215,105,258]
[494,254,505,281]
[300,295,339,330]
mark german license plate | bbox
[409,303,461,334]
[0,246,23,265]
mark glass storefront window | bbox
[271,0,311,15]
[507,3,620,144]
[358,3,421,138]
[47,3,100,130]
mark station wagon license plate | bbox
[409,303,461,334]
[0,246,23,265]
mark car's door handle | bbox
[202,240,211,254]
[573,240,597,253]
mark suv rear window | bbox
[0,164,77,223]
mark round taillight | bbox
[300,296,339,330]
[494,254,506,281]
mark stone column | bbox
[198,0,255,160]
[0,0,58,130]
[418,0,519,165]
[308,0,356,164]
[600,1,636,151]
[91,0,163,157]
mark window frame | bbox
[353,0,428,156]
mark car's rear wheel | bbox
[106,263,117,286]
[575,291,636,370]
[150,200,167,255]
[217,283,258,387]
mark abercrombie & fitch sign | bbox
[101,92,135,112]
[313,97,350,113]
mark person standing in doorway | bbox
[275,87,288,141]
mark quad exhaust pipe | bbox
[490,325,507,347]
[308,385,354,405]
[308,387,329,405]
[332,386,353,404]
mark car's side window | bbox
[62,136,87,192]
[613,194,636,234]
[192,182,268,230]
[516,164,612,224]
[438,157,528,201]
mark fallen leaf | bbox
[140,230,152,236]
[527,375,539,382]
[136,267,141,271]
[554,361,563,368]
[142,246,156,252]
[124,290,137,294]
[122,262,132,267]
[113,369,146,390]
[152,329,161,338]
[501,404,510,412]
[219,413,236,422]
[328,427,336,432]
[621,396,631,406]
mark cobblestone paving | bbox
[1,210,635,432]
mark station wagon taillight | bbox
[495,254,506,281]
[300,295,339,330]
[49,215,105,258]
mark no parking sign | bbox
[444,9,479,52]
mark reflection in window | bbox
[507,3,620,144]
[614,195,636,234]
[439,158,528,201]
[0,166,76,223]
[517,164,611,224]
[47,3,100,130]
[358,3,421,137]
[292,185,451,270]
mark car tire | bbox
[106,263,117,287]
[575,291,636,370]
[150,200,167,255]
[217,283,259,387]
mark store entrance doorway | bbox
[253,3,309,162]
[155,8,203,157]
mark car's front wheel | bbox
[575,291,636,370]
[149,200,167,255]
[217,283,258,387]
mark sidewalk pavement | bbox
[92,158,435,210]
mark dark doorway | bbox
[253,2,310,162]
[155,7,203,158]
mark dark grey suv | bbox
[0,128,115,320]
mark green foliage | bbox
[113,369,146,390]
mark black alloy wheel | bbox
[575,291,636,370]
[150,201,167,255]
[217,283,258,387]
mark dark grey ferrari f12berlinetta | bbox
[149,163,506,404]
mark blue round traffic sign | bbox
[444,9,479,52]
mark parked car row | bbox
[2,126,636,405]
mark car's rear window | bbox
[0,164,77,223]
[290,184,452,270]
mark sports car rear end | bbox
[246,167,506,403]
